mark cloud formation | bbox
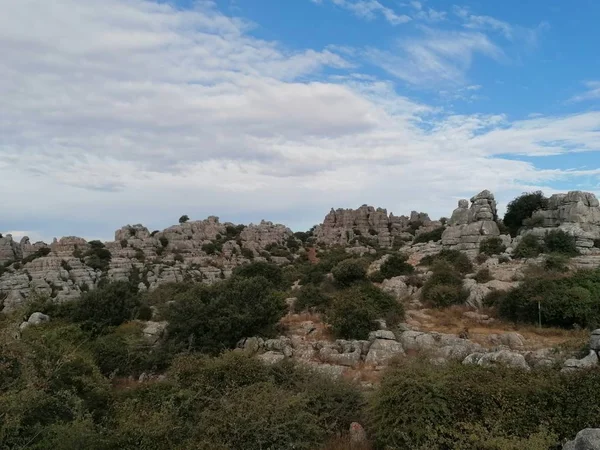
[311,0,411,25]
[0,0,599,241]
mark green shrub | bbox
[421,262,467,307]
[368,270,386,283]
[179,215,189,224]
[225,224,245,239]
[294,284,330,312]
[543,229,579,256]
[331,259,367,287]
[327,283,403,339]
[202,242,222,255]
[474,268,493,283]
[513,234,543,259]
[544,253,570,273]
[499,255,511,264]
[134,249,145,262]
[165,276,286,354]
[233,261,283,287]
[479,237,506,256]
[120,239,128,248]
[369,360,600,450]
[241,247,255,259]
[158,236,168,247]
[21,247,52,264]
[380,253,414,279]
[413,227,444,244]
[421,249,473,274]
[594,239,600,249]
[503,191,548,237]
[58,281,141,332]
[497,269,600,328]
[84,241,112,272]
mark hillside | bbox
[2,189,600,449]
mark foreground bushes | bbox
[496,268,600,328]
[370,361,600,450]
[327,283,403,339]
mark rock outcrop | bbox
[0,217,296,312]
[520,191,600,253]
[314,205,437,248]
[563,429,600,450]
[442,190,502,253]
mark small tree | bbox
[179,215,190,224]
[513,234,543,259]
[543,229,578,256]
[479,237,506,256]
[331,259,367,287]
[503,191,548,237]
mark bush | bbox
[368,270,385,283]
[327,283,403,339]
[594,239,600,249]
[331,259,367,287]
[503,191,548,237]
[202,242,222,255]
[474,268,493,283]
[544,253,570,273]
[21,247,52,264]
[543,229,579,256]
[496,269,600,328]
[421,263,467,308]
[413,227,444,244]
[369,360,600,450]
[59,281,141,332]
[241,247,255,259]
[513,234,543,258]
[165,276,286,354]
[379,254,414,279]
[233,261,283,287]
[84,241,112,272]
[158,236,168,247]
[294,284,330,312]
[179,215,189,224]
[479,237,506,256]
[421,249,473,274]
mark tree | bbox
[503,191,548,237]
[179,215,190,224]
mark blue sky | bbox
[1,0,599,242]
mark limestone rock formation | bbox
[314,205,435,248]
[442,190,502,253]
[519,191,600,253]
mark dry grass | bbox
[279,312,332,341]
[411,305,589,350]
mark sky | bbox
[2,0,600,242]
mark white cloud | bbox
[366,28,504,86]
[570,81,600,102]
[0,0,599,241]
[311,0,411,25]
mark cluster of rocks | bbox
[564,429,600,450]
[519,191,600,254]
[441,190,507,254]
[314,205,439,248]
[239,320,576,379]
[0,218,295,312]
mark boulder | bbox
[464,350,530,370]
[365,339,404,365]
[563,351,599,372]
[563,429,600,450]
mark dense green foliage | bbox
[421,249,473,275]
[479,237,506,256]
[594,238,600,248]
[421,261,468,308]
[294,283,331,312]
[543,229,579,256]
[327,283,403,339]
[379,253,414,279]
[503,191,548,237]
[232,261,284,288]
[178,215,189,224]
[165,276,286,354]
[84,241,112,272]
[413,227,444,244]
[513,234,543,258]
[331,259,367,287]
[370,361,600,450]
[496,268,600,328]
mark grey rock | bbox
[365,339,404,365]
[28,312,50,325]
[349,422,368,445]
[590,329,600,351]
[368,330,396,341]
[563,351,599,372]
[464,350,530,370]
[563,429,600,450]
[258,351,285,365]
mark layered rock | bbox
[0,216,295,312]
[314,205,435,248]
[442,190,502,253]
[521,191,600,253]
